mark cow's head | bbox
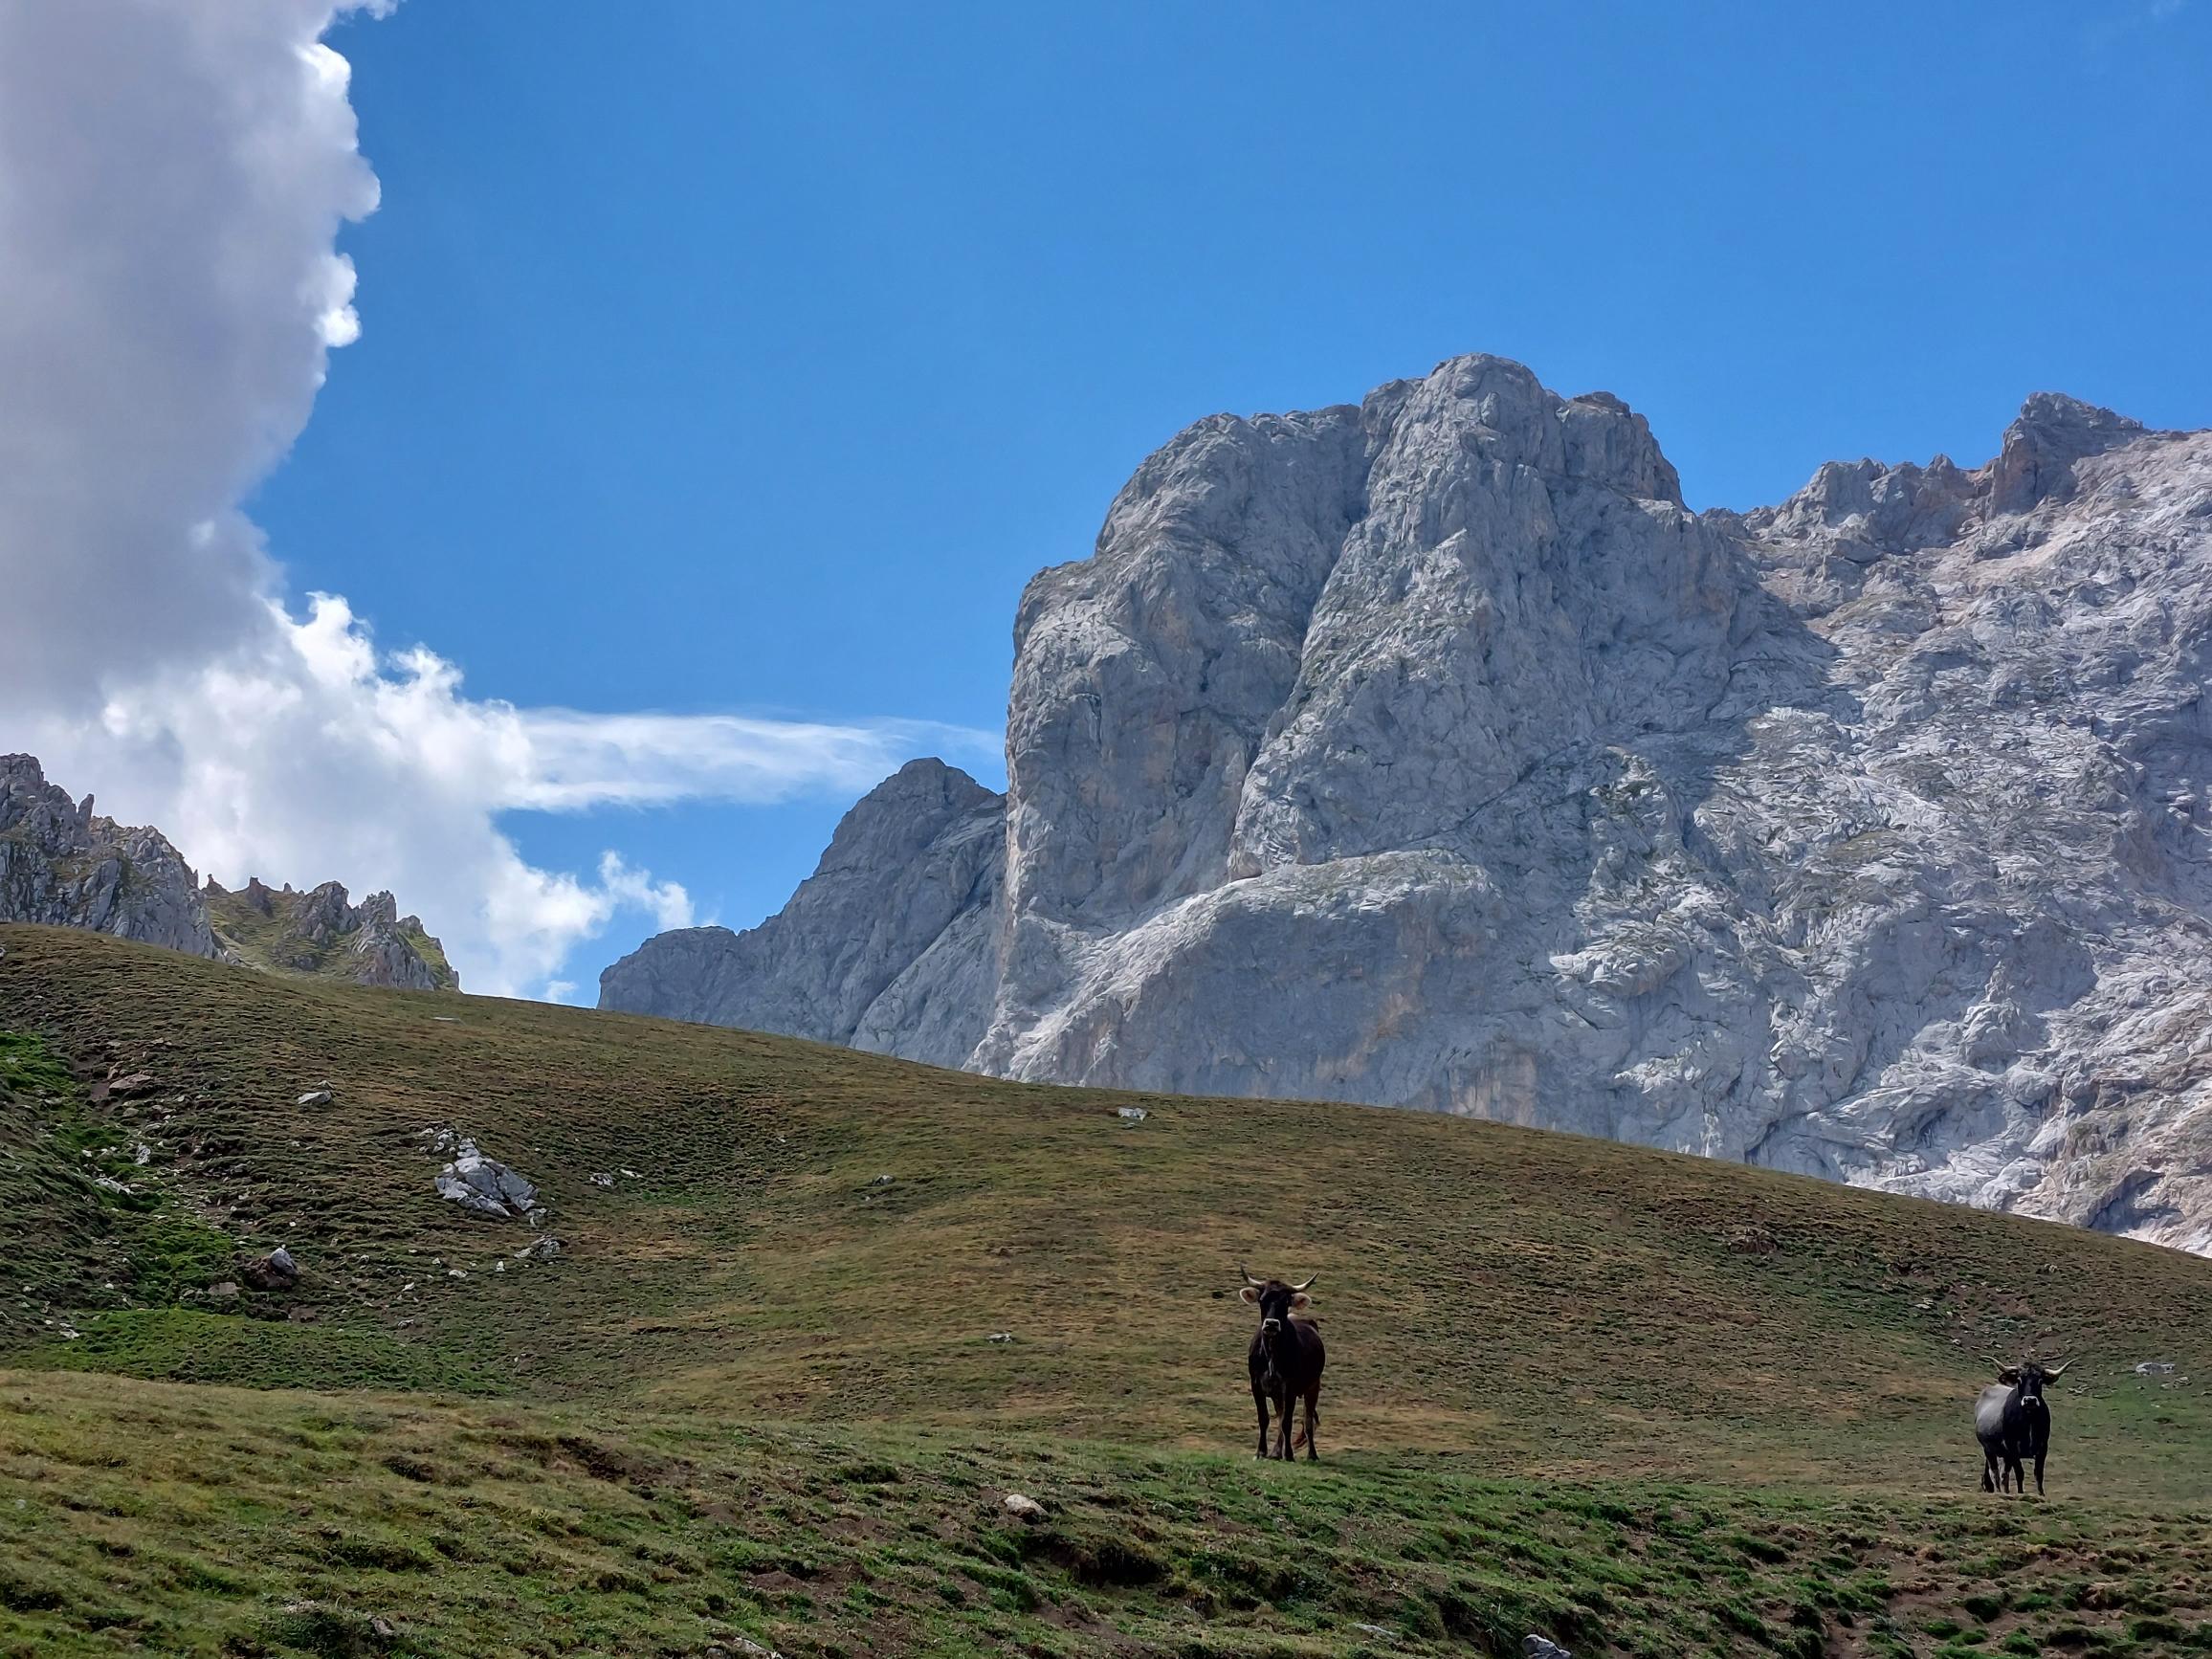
[1996,1358,2071,1401]
[1239,1267,1314,1337]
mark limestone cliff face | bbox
[1,753,455,993]
[600,758,1002,1065]
[601,355,2212,1253]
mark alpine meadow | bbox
[6,5,2212,1658]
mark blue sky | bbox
[254,0,2211,991]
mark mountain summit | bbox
[602,354,2212,1253]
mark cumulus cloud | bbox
[0,1,994,996]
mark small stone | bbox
[1524,1637,1572,1659]
[108,1073,158,1098]
[207,1281,239,1300]
[241,1247,299,1291]
[2136,1360,2177,1375]
[1001,1493,1046,1520]
[1117,1106,1148,1121]
[589,1171,614,1189]
[297,1089,333,1108]
[986,1332,1013,1343]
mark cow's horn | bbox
[1291,1273,1316,1293]
[2044,1358,2071,1378]
[1240,1264,1265,1287]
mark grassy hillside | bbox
[5,921,2212,1655]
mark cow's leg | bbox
[1981,1449,1997,1493]
[1302,1386,1320,1462]
[2005,1452,2024,1493]
[2034,1451,2046,1496]
[1252,1382,1270,1460]
[1275,1389,1294,1460]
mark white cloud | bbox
[0,1,995,997]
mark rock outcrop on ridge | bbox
[1,752,456,992]
[1,754,217,956]
[202,875,458,992]
[600,356,2212,1253]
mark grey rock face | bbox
[0,754,217,955]
[599,757,1004,1068]
[606,355,2212,1255]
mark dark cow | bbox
[1976,1358,2071,1494]
[1240,1266,1325,1461]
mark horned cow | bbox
[1240,1267,1325,1462]
[1976,1358,2071,1494]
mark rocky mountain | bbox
[203,875,457,992]
[0,753,456,991]
[598,756,999,1056]
[1,754,216,956]
[600,355,2212,1254]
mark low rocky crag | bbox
[1,753,456,992]
[1,754,214,957]
[204,875,456,992]
[604,354,2212,1254]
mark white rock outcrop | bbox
[432,1138,540,1219]
[600,356,2212,1253]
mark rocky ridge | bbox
[1,753,456,992]
[1,754,216,957]
[600,356,2212,1254]
[203,875,457,993]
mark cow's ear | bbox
[1290,1292,1312,1311]
[1238,1285,1259,1304]
[1997,1366,2021,1382]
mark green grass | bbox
[1,1028,229,1344]
[6,1370,2212,1659]
[5,922,2212,1654]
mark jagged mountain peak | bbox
[1992,391,2154,513]
[601,354,2212,1253]
[1,752,215,958]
